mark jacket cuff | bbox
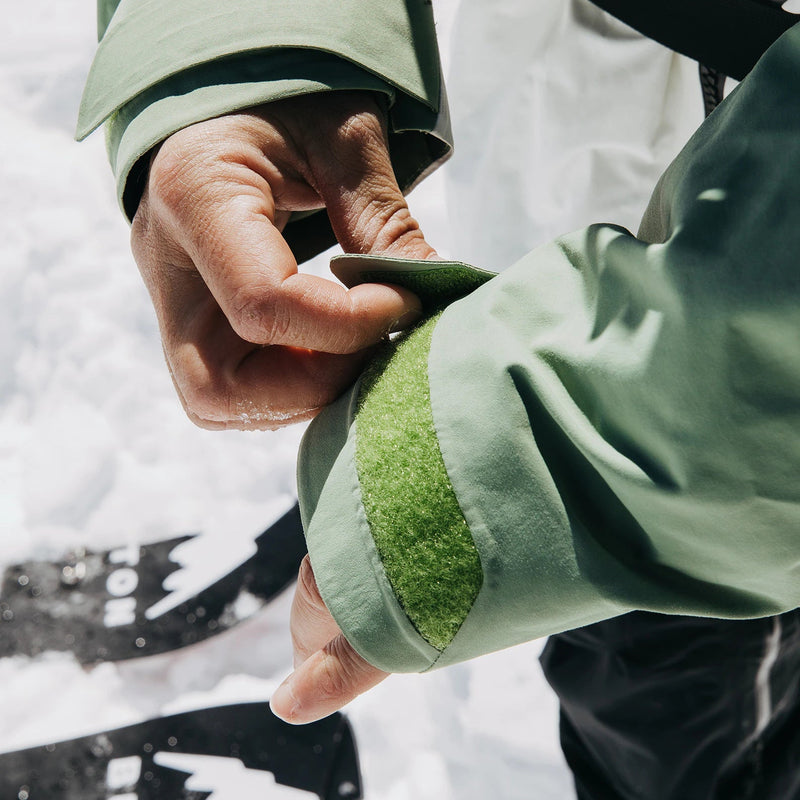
[78,0,452,231]
[297,378,442,674]
[297,258,498,672]
[298,260,627,674]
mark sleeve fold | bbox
[79,0,451,232]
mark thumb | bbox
[270,634,388,725]
[306,103,437,260]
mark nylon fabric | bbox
[299,384,440,673]
[300,22,800,673]
[428,23,800,668]
[79,0,442,137]
[299,257,496,663]
[80,0,451,227]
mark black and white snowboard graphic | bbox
[0,702,361,800]
[0,505,307,663]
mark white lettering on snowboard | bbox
[103,546,140,628]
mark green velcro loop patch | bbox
[354,312,483,652]
[331,254,497,309]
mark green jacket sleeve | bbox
[78,0,452,233]
[297,22,800,674]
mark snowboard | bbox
[0,701,360,800]
[0,505,307,663]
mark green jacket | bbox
[81,4,800,673]
[299,24,800,673]
[77,0,451,227]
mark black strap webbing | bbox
[590,0,797,80]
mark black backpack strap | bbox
[698,63,728,117]
[590,0,797,81]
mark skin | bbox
[131,91,430,723]
[271,555,390,724]
[131,90,435,430]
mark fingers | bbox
[190,211,423,354]
[298,95,438,261]
[271,556,388,725]
[166,324,373,429]
[131,94,435,429]
[134,198,374,428]
[133,129,416,427]
[270,634,388,725]
[143,125,423,356]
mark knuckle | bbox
[368,203,424,254]
[336,110,384,151]
[146,131,227,219]
[342,188,424,259]
[307,105,388,183]
[228,285,289,344]
[147,143,195,212]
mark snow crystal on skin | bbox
[235,408,317,428]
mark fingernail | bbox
[389,307,422,334]
[270,679,300,723]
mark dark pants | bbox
[540,610,800,800]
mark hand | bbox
[130,92,435,430]
[270,555,389,724]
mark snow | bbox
[0,0,705,797]
[152,753,319,799]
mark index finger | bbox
[178,183,422,354]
